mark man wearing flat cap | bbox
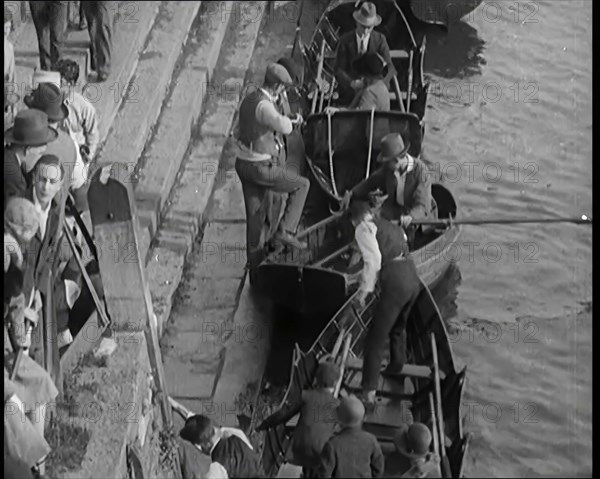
[235,62,311,273]
[335,2,395,105]
[347,133,434,238]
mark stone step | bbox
[148,1,268,338]
[10,1,160,148]
[94,1,203,174]
[134,1,235,242]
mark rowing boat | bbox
[258,282,471,477]
[256,181,459,314]
[303,109,425,201]
[296,0,436,118]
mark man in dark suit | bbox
[317,395,384,478]
[334,2,395,104]
[20,155,67,365]
[347,133,435,236]
[256,361,340,477]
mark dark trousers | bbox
[235,158,310,266]
[30,1,68,70]
[82,1,115,75]
[362,258,421,391]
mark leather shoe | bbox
[274,230,308,250]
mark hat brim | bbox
[353,11,382,27]
[5,125,59,147]
[352,56,387,78]
[23,96,69,122]
[376,141,411,163]
[394,428,429,460]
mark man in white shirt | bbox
[178,412,263,479]
[235,63,310,275]
[54,58,100,160]
[348,200,421,412]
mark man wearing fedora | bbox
[317,395,384,478]
[235,62,310,275]
[4,110,57,209]
[386,423,441,478]
[335,2,395,105]
[348,52,391,111]
[24,82,88,196]
[348,132,434,240]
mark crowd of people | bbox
[177,362,441,478]
[4,3,111,477]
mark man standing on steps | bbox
[234,62,310,274]
[29,1,69,71]
[81,1,115,82]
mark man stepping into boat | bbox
[316,395,384,478]
[179,414,263,478]
[347,133,434,243]
[347,201,421,411]
[385,423,442,478]
[234,63,310,262]
[334,2,395,105]
[256,361,341,477]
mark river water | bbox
[420,1,593,476]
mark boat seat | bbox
[390,49,409,60]
[286,413,300,427]
[345,356,432,379]
[388,90,419,102]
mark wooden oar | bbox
[311,42,326,114]
[412,215,592,227]
[331,327,346,361]
[334,334,352,398]
[10,349,24,381]
[290,0,305,58]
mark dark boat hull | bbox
[259,282,470,477]
[257,184,459,315]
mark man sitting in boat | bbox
[346,133,434,243]
[335,2,395,105]
[316,395,384,478]
[256,361,340,478]
[385,423,441,478]
[347,201,421,412]
[234,62,310,265]
[179,414,263,478]
[348,52,391,111]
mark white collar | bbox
[33,188,52,214]
[396,155,415,175]
[259,87,276,103]
[356,30,371,41]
